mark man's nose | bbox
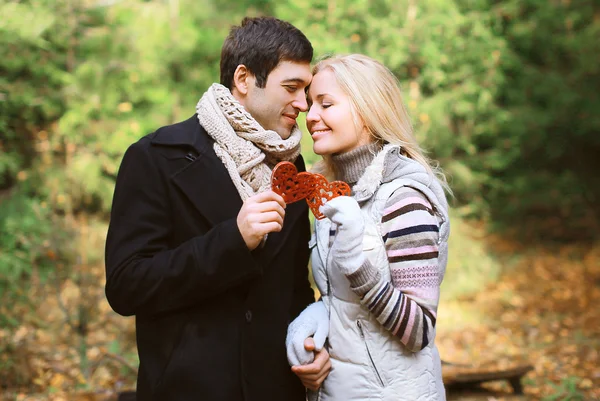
[293,92,308,112]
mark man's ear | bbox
[232,65,251,96]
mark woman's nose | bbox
[306,105,319,123]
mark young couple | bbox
[105,16,450,401]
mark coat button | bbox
[245,310,252,323]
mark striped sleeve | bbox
[347,186,441,352]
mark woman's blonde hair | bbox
[311,54,449,192]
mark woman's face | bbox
[306,69,372,156]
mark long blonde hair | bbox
[311,54,449,192]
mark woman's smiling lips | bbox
[310,129,331,140]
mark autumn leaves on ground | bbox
[437,218,600,400]
[1,218,599,400]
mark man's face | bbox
[242,61,312,139]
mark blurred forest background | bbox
[1,0,599,400]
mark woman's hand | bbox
[286,301,329,366]
[321,196,366,275]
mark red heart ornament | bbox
[305,173,352,220]
[271,162,352,219]
[271,161,316,204]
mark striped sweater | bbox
[342,186,441,352]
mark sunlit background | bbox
[1,0,599,399]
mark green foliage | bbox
[0,0,65,189]
[483,0,600,241]
[0,194,51,282]
[0,189,58,329]
[543,376,587,401]
[441,211,502,299]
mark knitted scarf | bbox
[196,83,302,201]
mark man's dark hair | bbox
[220,17,313,90]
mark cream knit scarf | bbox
[196,83,302,201]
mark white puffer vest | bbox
[310,145,449,401]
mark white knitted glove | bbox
[320,196,365,276]
[286,301,329,366]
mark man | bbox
[105,17,329,401]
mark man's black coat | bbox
[105,115,314,401]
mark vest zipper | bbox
[322,224,332,297]
[357,320,385,387]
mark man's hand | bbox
[291,338,331,391]
[237,191,286,250]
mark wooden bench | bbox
[442,360,534,394]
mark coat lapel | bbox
[151,115,242,226]
[172,149,243,226]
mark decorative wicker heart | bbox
[271,161,317,204]
[271,162,351,219]
[305,173,351,220]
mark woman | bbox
[286,54,450,400]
